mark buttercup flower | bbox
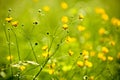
[42,45,48,51]
[85,60,93,68]
[99,28,106,35]
[5,17,13,22]
[43,6,50,12]
[108,56,113,61]
[61,16,68,23]
[19,65,26,71]
[78,25,86,32]
[102,47,109,54]
[11,21,18,27]
[77,61,84,67]
[65,36,76,43]
[61,2,68,10]
[95,7,105,15]
[62,24,68,30]
[111,17,120,27]
[68,49,74,56]
[7,56,13,60]
[79,13,84,19]
[42,52,49,58]
[101,13,109,21]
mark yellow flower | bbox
[5,17,13,22]
[61,16,68,23]
[102,47,109,54]
[99,28,106,35]
[108,56,113,61]
[65,36,76,43]
[62,24,68,30]
[95,7,105,15]
[42,45,48,51]
[89,76,94,80]
[98,53,106,61]
[111,17,120,27]
[51,63,56,68]
[77,61,84,67]
[101,13,109,21]
[49,69,54,75]
[61,2,68,10]
[19,65,26,71]
[117,52,120,59]
[79,13,84,19]
[7,56,13,60]
[77,25,86,32]
[68,50,74,56]
[42,52,49,58]
[82,50,89,56]
[11,21,18,27]
[109,40,115,46]
[43,6,50,12]
[85,60,93,68]
[90,51,96,57]
[62,65,72,72]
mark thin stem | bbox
[29,40,38,63]
[8,29,13,78]
[11,29,21,61]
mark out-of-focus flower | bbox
[5,17,13,22]
[62,24,68,30]
[49,69,54,75]
[89,76,94,80]
[90,51,96,57]
[77,61,84,67]
[11,21,18,27]
[42,45,48,51]
[62,65,72,72]
[108,56,113,61]
[43,6,50,12]
[109,40,115,46]
[42,52,49,58]
[19,65,26,71]
[95,7,105,15]
[98,53,106,61]
[68,50,74,56]
[78,25,86,32]
[111,17,120,27]
[85,60,93,68]
[101,13,109,21]
[99,28,106,35]
[79,13,84,19]
[102,47,109,54]
[61,2,68,10]
[117,52,120,59]
[7,56,13,60]
[61,16,68,23]
[65,36,76,43]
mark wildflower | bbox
[82,50,89,56]
[79,13,84,19]
[62,24,68,30]
[11,21,18,27]
[61,2,68,10]
[78,25,86,32]
[90,51,96,57]
[7,56,13,60]
[101,13,109,21]
[108,56,113,61]
[5,17,13,22]
[99,28,106,35]
[117,52,120,59]
[68,50,74,56]
[19,65,26,71]
[42,45,48,51]
[51,63,56,68]
[102,47,109,53]
[61,16,68,23]
[65,36,76,43]
[42,52,49,58]
[109,40,115,46]
[49,69,54,75]
[89,76,94,80]
[85,60,93,68]
[95,7,105,15]
[98,53,106,61]
[77,61,84,67]
[43,6,50,12]
[111,17,120,27]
